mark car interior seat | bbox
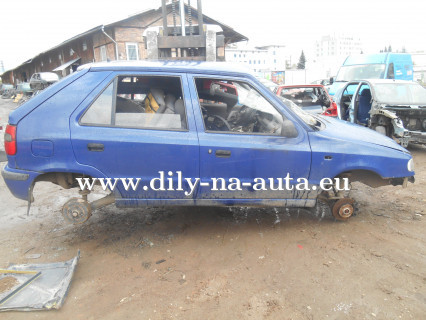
[357,88,372,125]
[174,99,186,129]
[163,94,176,114]
[145,88,166,113]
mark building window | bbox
[69,48,74,56]
[58,54,62,61]
[82,41,87,51]
[234,54,236,58]
[49,57,52,64]
[100,45,107,61]
[126,43,139,61]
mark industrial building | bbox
[1,2,247,85]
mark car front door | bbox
[188,74,313,206]
[70,72,199,206]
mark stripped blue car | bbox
[2,61,415,223]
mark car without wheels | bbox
[275,84,337,115]
[334,79,426,147]
[2,61,415,224]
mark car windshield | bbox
[336,64,386,81]
[234,82,281,118]
[374,83,426,105]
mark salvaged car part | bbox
[275,85,334,115]
[1,61,415,225]
[62,190,115,224]
[62,197,92,224]
[29,72,59,91]
[0,252,79,311]
[332,198,355,221]
[339,79,426,145]
[0,270,41,306]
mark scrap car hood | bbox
[315,115,407,152]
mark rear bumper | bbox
[1,168,29,181]
[1,164,41,200]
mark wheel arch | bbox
[334,169,391,188]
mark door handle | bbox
[87,143,104,152]
[215,150,231,158]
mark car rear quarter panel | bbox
[13,71,112,173]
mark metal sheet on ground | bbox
[0,251,80,311]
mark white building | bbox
[309,34,363,80]
[315,34,362,58]
[225,45,287,75]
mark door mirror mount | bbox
[281,120,298,138]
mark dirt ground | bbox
[0,98,425,319]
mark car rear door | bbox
[70,72,199,206]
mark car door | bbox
[336,81,360,120]
[187,74,313,206]
[70,72,199,206]
[349,82,371,124]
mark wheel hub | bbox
[332,198,355,221]
[62,198,92,224]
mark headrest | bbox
[360,88,371,97]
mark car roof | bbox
[79,60,254,76]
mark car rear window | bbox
[81,75,188,131]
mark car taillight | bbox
[5,124,17,155]
[322,101,338,117]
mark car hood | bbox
[314,115,407,152]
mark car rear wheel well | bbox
[34,172,94,189]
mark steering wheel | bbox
[205,114,232,131]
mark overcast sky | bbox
[1,0,425,71]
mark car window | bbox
[386,63,395,79]
[81,81,114,125]
[81,75,187,130]
[194,77,283,135]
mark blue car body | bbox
[2,61,415,213]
